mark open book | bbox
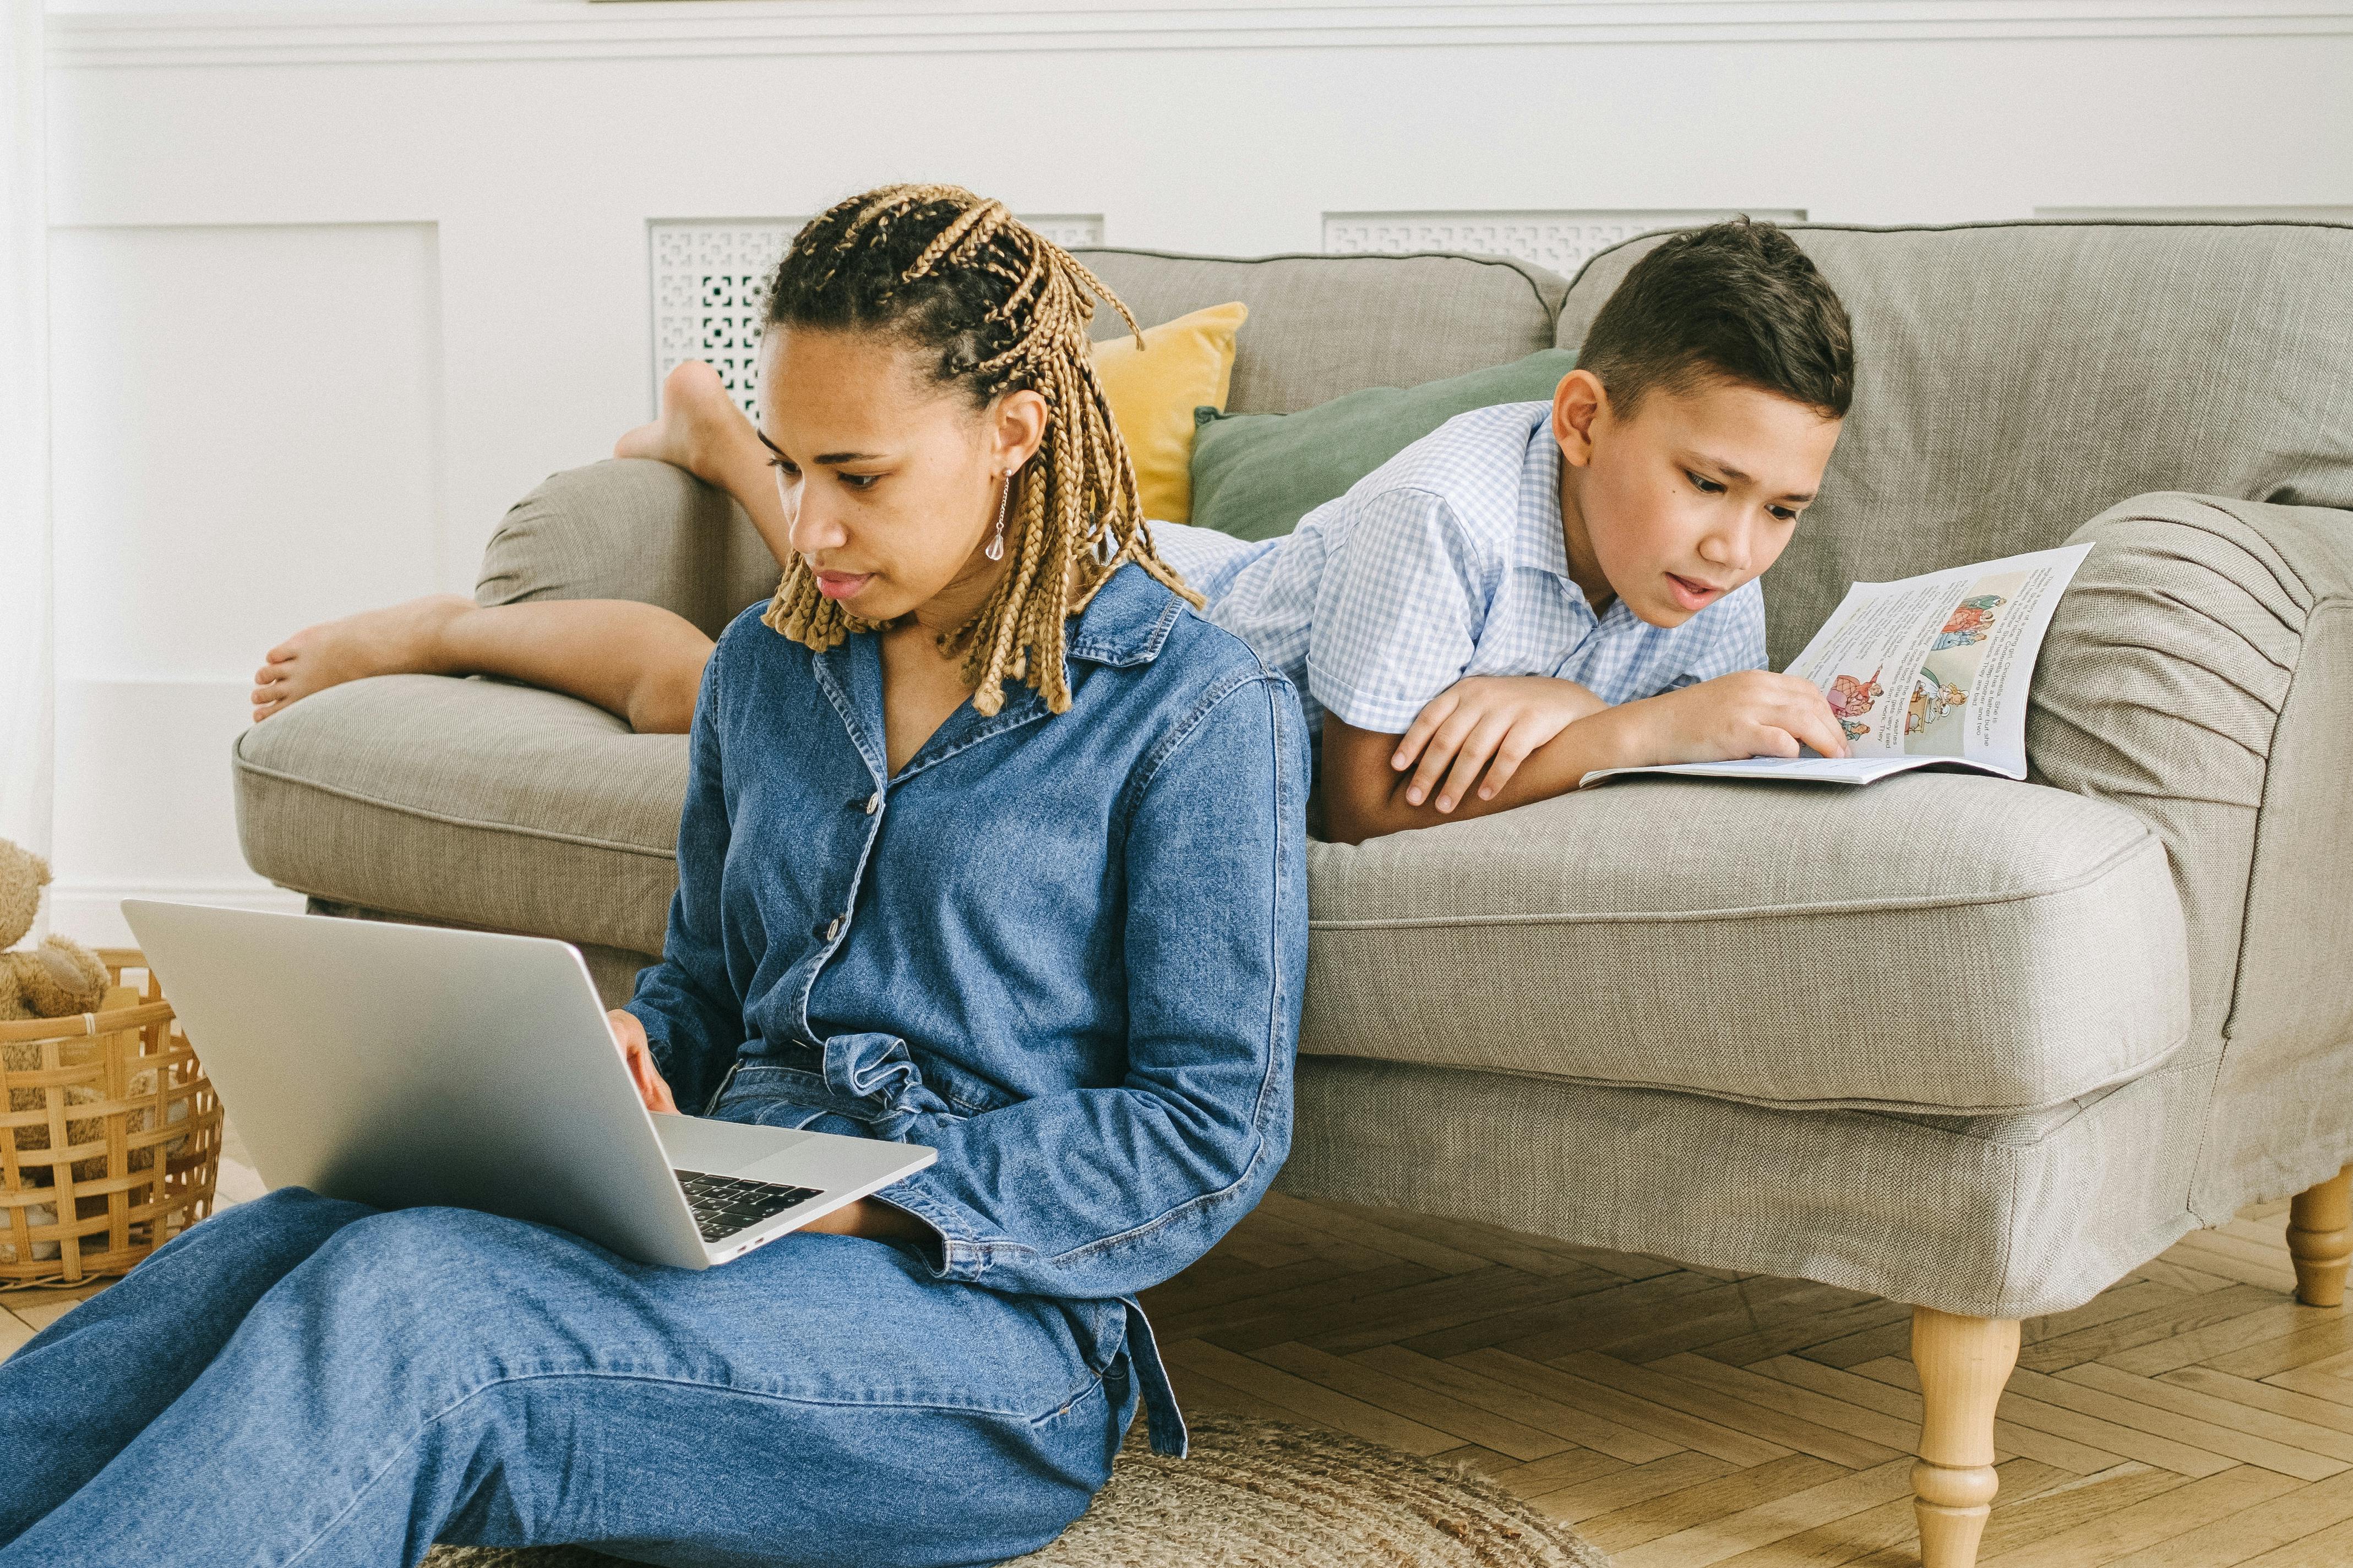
[1582,542,2094,788]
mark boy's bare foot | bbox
[613,359,745,478]
[250,593,475,723]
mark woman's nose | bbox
[789,497,847,555]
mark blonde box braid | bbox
[758,183,1203,716]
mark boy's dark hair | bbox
[1578,218,1854,420]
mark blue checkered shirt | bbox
[1151,400,1768,738]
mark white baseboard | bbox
[48,879,308,950]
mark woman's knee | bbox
[294,1206,612,1353]
[175,1186,375,1267]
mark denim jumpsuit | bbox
[0,563,1312,1568]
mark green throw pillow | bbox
[1187,348,1578,543]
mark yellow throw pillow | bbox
[1091,301,1249,525]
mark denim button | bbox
[825,916,843,942]
[863,791,883,815]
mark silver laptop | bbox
[119,899,936,1270]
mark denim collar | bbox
[811,561,1184,788]
[1065,559,1184,669]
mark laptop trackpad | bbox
[653,1113,815,1177]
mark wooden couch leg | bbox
[2289,1165,2352,1308]
[1911,1306,2020,1568]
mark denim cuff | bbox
[620,1009,675,1083]
[867,1172,1027,1284]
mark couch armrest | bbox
[236,670,686,957]
[2029,491,2353,1199]
[473,457,785,642]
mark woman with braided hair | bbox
[0,186,1309,1567]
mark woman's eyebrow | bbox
[753,428,881,465]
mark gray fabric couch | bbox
[232,220,2353,1568]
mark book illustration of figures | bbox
[1931,593,2008,651]
[1906,655,1973,753]
[1826,667,1884,742]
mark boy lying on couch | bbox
[249,219,1854,844]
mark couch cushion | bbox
[1188,348,1578,543]
[1075,247,1568,416]
[235,674,683,959]
[241,669,2188,1118]
[1091,299,1249,526]
[1301,771,2189,1115]
[1555,220,2353,668]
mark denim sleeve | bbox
[622,644,745,1117]
[875,669,1311,1299]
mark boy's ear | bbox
[1551,369,1608,468]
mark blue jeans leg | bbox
[0,1185,377,1540]
[0,1188,1138,1568]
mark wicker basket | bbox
[0,948,222,1287]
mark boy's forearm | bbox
[1323,703,1657,844]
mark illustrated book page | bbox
[1581,542,2094,788]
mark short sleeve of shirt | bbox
[1664,577,1770,690]
[1304,487,1490,734]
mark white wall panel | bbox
[48,221,444,677]
[45,221,439,932]
[48,680,305,946]
[3,2,55,881]
[2034,204,2353,220]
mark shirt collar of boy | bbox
[1514,408,1635,631]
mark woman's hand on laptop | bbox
[606,1008,680,1114]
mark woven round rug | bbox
[419,1409,1614,1567]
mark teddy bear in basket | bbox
[1,837,150,1264]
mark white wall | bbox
[36,0,2353,941]
[3,1,53,872]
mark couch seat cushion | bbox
[239,679,2188,1119]
[235,674,683,959]
[1302,772,2189,1115]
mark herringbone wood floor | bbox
[7,1174,2349,1566]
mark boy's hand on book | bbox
[1393,676,1608,813]
[1637,671,1849,765]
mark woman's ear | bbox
[992,387,1049,475]
[1551,368,1608,469]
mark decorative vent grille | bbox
[1322,209,1806,277]
[651,215,1106,417]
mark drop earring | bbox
[986,468,1014,561]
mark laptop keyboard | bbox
[676,1169,823,1243]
